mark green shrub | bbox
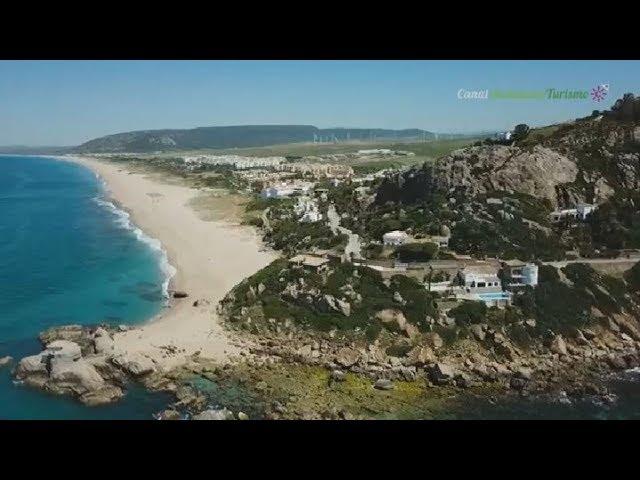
[447,301,487,325]
[626,262,640,292]
[395,242,439,262]
[385,343,413,357]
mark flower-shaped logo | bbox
[591,84,609,102]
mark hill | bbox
[371,93,640,260]
[0,145,73,155]
[73,125,436,153]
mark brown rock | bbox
[549,335,568,356]
[335,347,360,368]
[405,345,435,366]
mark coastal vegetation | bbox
[220,259,437,338]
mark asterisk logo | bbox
[591,84,608,102]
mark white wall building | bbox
[550,203,596,223]
[460,267,501,292]
[382,230,410,246]
[502,260,539,288]
[294,197,322,223]
[261,185,295,199]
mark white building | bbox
[502,260,539,288]
[382,230,410,246]
[300,208,322,223]
[358,149,393,155]
[576,203,595,220]
[428,235,450,249]
[496,131,512,141]
[460,266,501,292]
[550,203,596,223]
[261,185,295,199]
[295,197,322,223]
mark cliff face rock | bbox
[376,100,640,211]
[434,145,578,207]
[376,145,581,208]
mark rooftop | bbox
[502,259,527,267]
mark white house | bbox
[550,203,596,223]
[496,131,512,141]
[576,203,595,220]
[428,235,450,249]
[501,260,539,288]
[261,185,295,199]
[358,149,393,155]
[382,230,409,246]
[459,266,501,292]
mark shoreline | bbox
[57,154,279,371]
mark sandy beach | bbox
[65,156,278,371]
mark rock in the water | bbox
[237,411,249,420]
[49,357,106,394]
[94,334,115,355]
[374,379,394,390]
[15,354,48,378]
[157,409,182,420]
[44,340,82,361]
[0,356,13,367]
[192,408,234,420]
[39,325,85,346]
[549,335,568,356]
[79,384,124,406]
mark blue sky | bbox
[0,60,638,145]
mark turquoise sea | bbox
[0,155,172,419]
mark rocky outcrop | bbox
[192,408,235,420]
[14,324,160,406]
[376,145,581,208]
[434,145,579,207]
[0,356,13,367]
[14,339,124,406]
[549,335,568,356]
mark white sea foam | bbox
[93,196,177,301]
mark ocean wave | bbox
[93,197,176,300]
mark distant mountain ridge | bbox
[72,125,437,153]
[0,145,73,155]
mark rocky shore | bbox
[222,313,640,405]
[13,324,170,406]
[12,306,640,419]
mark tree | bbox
[512,124,530,142]
[448,300,487,325]
[395,242,439,262]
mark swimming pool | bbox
[476,292,512,301]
